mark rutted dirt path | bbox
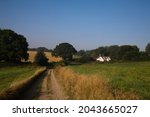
[49,70,67,99]
[20,69,67,100]
[38,69,67,100]
[37,70,51,99]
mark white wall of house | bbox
[96,56,111,62]
[96,56,104,62]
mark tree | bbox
[37,47,49,52]
[0,29,29,62]
[76,50,86,56]
[52,43,77,61]
[34,50,48,66]
[97,47,109,56]
[139,51,149,60]
[107,45,119,60]
[88,46,109,58]
[145,43,150,55]
[76,50,93,63]
[118,45,140,61]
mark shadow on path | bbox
[19,70,48,100]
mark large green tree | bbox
[52,43,77,61]
[118,45,140,60]
[0,29,29,62]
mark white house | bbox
[96,55,111,62]
[96,56,104,62]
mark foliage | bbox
[75,50,95,63]
[76,50,86,56]
[52,43,77,61]
[139,51,150,60]
[86,44,147,61]
[29,47,52,52]
[87,47,108,58]
[79,55,94,63]
[36,47,49,52]
[34,50,48,66]
[107,45,119,60]
[145,43,150,55]
[0,29,29,62]
[117,45,139,60]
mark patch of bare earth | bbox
[20,69,67,100]
[38,70,67,100]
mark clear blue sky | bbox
[0,0,150,50]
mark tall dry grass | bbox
[54,67,139,100]
[54,67,113,99]
[27,51,62,62]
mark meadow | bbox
[0,65,39,93]
[69,61,150,99]
[54,61,150,99]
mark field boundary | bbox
[0,68,47,100]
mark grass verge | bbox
[0,65,46,99]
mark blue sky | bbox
[0,0,150,50]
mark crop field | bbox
[69,61,150,99]
[27,51,62,62]
[0,65,39,93]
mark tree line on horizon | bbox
[0,29,150,65]
[76,44,150,63]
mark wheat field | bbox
[27,51,62,62]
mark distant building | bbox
[96,55,111,62]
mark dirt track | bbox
[20,69,67,100]
[38,69,67,100]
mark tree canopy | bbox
[52,43,77,61]
[117,45,139,61]
[0,29,29,62]
[34,50,48,66]
[81,45,144,61]
[107,45,119,60]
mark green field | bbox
[0,65,39,93]
[70,61,150,99]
